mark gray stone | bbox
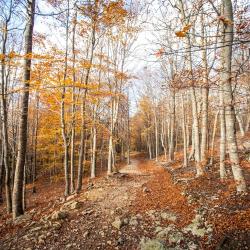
[123,217,129,225]
[83,231,89,238]
[140,239,166,250]
[155,224,176,239]
[51,210,68,220]
[112,217,123,230]
[187,242,199,250]
[53,222,62,230]
[30,226,42,232]
[129,216,138,226]
[160,211,177,222]
[38,235,46,244]
[184,214,207,237]
[66,244,72,249]
[168,231,184,244]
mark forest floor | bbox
[0,153,249,250]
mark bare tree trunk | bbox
[0,146,4,204]
[154,109,159,161]
[61,0,70,197]
[210,110,219,165]
[160,119,167,161]
[168,91,175,161]
[181,94,188,167]
[220,89,227,179]
[32,92,39,193]
[70,9,77,193]
[76,22,96,192]
[200,10,209,167]
[12,0,35,218]
[221,0,246,192]
[1,11,12,213]
[236,114,245,137]
[91,107,97,178]
[127,94,131,165]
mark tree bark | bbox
[221,0,246,192]
[12,0,35,219]
[219,89,227,179]
[181,93,188,167]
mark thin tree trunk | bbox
[236,114,245,137]
[1,12,12,214]
[70,9,77,193]
[12,0,35,219]
[181,94,188,167]
[220,89,227,179]
[154,109,158,161]
[210,110,219,165]
[168,91,175,161]
[76,22,96,192]
[200,10,209,166]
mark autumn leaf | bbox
[183,24,192,32]
[218,16,233,25]
[175,31,186,37]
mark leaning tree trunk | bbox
[12,0,35,219]
[221,0,246,192]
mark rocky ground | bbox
[0,155,249,250]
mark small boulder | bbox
[140,239,166,250]
[112,217,123,230]
[51,210,68,220]
[129,216,138,227]
[160,211,177,222]
[69,201,81,210]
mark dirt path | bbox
[0,156,249,250]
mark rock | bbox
[69,201,81,210]
[38,235,46,244]
[30,226,42,232]
[155,224,177,239]
[143,187,150,193]
[123,217,129,225]
[99,231,105,237]
[168,231,184,244]
[140,239,166,250]
[184,214,207,237]
[117,237,124,245]
[112,217,123,230]
[66,194,78,201]
[66,244,72,249]
[187,242,199,250]
[107,241,112,245]
[83,231,89,238]
[51,210,68,220]
[129,216,138,227]
[147,210,156,220]
[53,222,62,230]
[160,211,177,222]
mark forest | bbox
[0,0,249,249]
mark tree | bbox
[12,0,36,218]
